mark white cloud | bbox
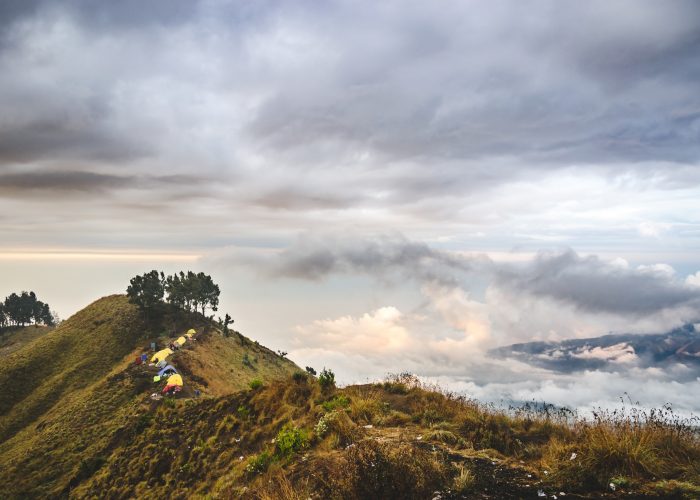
[686,272,700,287]
[572,343,638,364]
[292,306,414,356]
[638,221,671,238]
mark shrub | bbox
[321,395,350,412]
[291,371,307,383]
[246,451,272,475]
[318,368,335,392]
[382,372,421,394]
[236,405,250,420]
[242,353,253,368]
[249,379,263,390]
[315,410,359,447]
[350,396,383,424]
[424,429,467,448]
[315,411,335,438]
[276,426,310,458]
[305,366,317,376]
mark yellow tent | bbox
[166,373,183,387]
[175,336,187,346]
[151,348,173,364]
[187,329,196,335]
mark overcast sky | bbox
[2,0,700,412]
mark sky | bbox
[1,0,700,413]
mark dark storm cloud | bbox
[259,235,482,285]
[1,0,699,222]
[0,0,197,35]
[237,235,700,322]
[496,250,700,316]
[0,169,206,194]
[251,187,362,210]
[0,117,150,164]
[247,0,700,170]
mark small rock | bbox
[238,456,244,461]
[559,493,566,497]
[363,424,373,429]
[537,489,546,497]
[416,435,423,440]
[569,452,577,461]
[609,483,616,491]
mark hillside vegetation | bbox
[64,373,700,499]
[0,295,298,498]
[1,296,699,499]
[0,325,52,359]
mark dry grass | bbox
[452,464,476,494]
[541,405,700,490]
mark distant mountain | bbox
[489,324,700,376]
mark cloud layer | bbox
[1,1,699,254]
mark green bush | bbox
[245,451,272,475]
[322,395,350,412]
[249,379,263,390]
[318,368,335,392]
[276,425,309,458]
[236,405,250,420]
[292,371,308,383]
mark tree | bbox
[126,270,165,317]
[39,303,55,326]
[2,291,54,328]
[165,272,186,309]
[219,313,234,337]
[163,270,220,315]
[195,272,220,315]
[5,292,34,326]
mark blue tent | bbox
[153,364,178,382]
[158,364,178,377]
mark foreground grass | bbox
[66,373,700,499]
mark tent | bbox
[153,365,178,382]
[162,373,184,395]
[151,348,173,364]
[187,328,196,335]
[175,336,187,346]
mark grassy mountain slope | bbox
[0,295,299,498]
[0,325,52,359]
[176,330,298,396]
[0,296,144,443]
